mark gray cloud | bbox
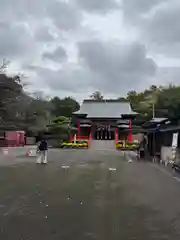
[143,3,180,46]
[122,0,168,25]
[0,0,82,64]
[0,0,48,22]
[122,0,180,58]
[125,1,180,58]
[122,0,167,15]
[42,46,67,63]
[78,40,157,93]
[157,67,180,85]
[24,39,158,96]
[0,22,36,59]
[28,64,95,93]
[1,0,179,98]
[74,0,118,13]
[47,1,81,31]
[34,26,54,42]
[0,0,82,30]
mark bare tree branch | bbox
[0,58,10,73]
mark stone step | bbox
[90,140,116,150]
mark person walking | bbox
[138,135,147,160]
[36,138,48,164]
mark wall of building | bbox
[161,146,173,165]
[26,137,36,145]
[160,131,180,165]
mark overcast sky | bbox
[0,0,180,100]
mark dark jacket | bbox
[38,140,48,151]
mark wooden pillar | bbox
[78,120,81,137]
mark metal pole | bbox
[152,102,156,162]
[152,131,156,162]
[152,102,155,119]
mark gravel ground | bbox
[0,148,180,239]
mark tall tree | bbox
[0,73,23,128]
[138,86,162,118]
[90,91,104,100]
[156,85,180,118]
[23,97,52,133]
[50,97,80,118]
[0,59,10,73]
[0,66,80,133]
[126,84,180,119]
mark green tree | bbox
[0,65,80,134]
[90,90,104,100]
[126,84,180,120]
[0,73,23,129]
[47,116,71,141]
[138,86,162,118]
[127,90,145,113]
[50,97,80,118]
[156,85,180,118]
[23,98,52,133]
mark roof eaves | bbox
[149,117,168,123]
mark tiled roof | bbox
[74,100,137,118]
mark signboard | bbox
[172,132,179,162]
[172,132,178,147]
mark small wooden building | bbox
[143,117,180,162]
[0,131,25,147]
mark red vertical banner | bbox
[128,119,133,142]
[90,124,93,139]
[115,128,119,144]
[78,120,81,137]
